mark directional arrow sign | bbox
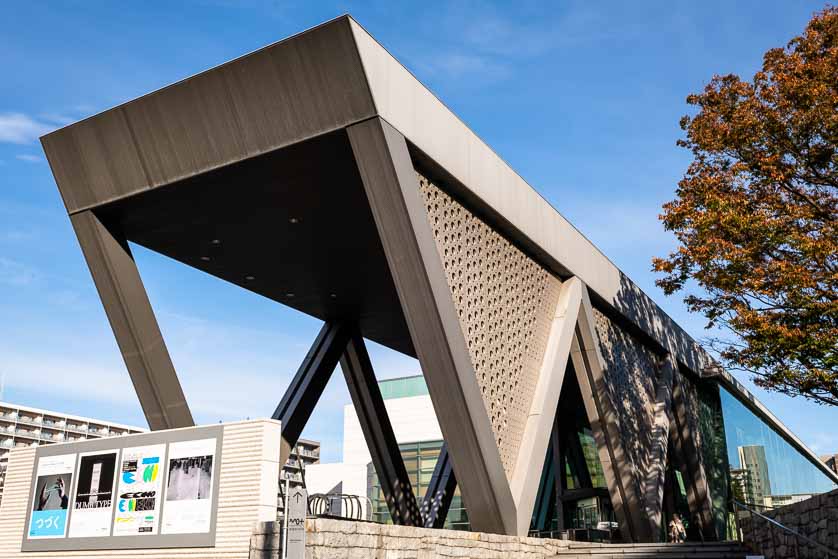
[285,487,307,559]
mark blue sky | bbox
[1,0,835,463]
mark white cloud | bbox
[0,113,55,144]
[0,258,38,287]
[15,154,43,163]
[1,354,136,408]
[806,431,838,456]
[414,52,510,81]
[39,113,75,126]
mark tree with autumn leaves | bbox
[654,6,837,406]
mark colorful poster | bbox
[161,438,216,534]
[68,450,119,537]
[112,444,165,536]
[28,453,76,539]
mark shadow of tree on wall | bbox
[585,271,721,540]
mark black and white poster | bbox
[161,438,216,534]
[68,450,119,537]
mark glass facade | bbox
[363,373,835,542]
[719,387,836,509]
[367,440,469,531]
[691,379,731,538]
[530,368,616,538]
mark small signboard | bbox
[285,486,307,559]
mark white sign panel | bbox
[286,486,307,559]
[68,449,119,538]
[113,444,166,536]
[161,438,216,534]
[28,453,76,539]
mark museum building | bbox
[9,14,834,547]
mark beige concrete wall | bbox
[416,173,563,478]
[0,419,281,558]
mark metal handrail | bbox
[308,493,372,521]
[733,499,838,557]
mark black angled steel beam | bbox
[551,419,565,532]
[273,321,350,465]
[420,443,457,529]
[340,329,421,526]
[71,210,193,431]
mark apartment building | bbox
[278,437,320,515]
[0,401,145,505]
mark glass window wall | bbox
[719,387,836,511]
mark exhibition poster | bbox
[68,449,119,538]
[112,444,166,536]
[28,453,76,538]
[161,438,216,534]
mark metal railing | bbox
[308,493,372,521]
[733,499,838,557]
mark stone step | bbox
[555,542,749,558]
[554,555,747,559]
[565,543,745,549]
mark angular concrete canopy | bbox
[42,15,838,539]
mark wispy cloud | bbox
[402,2,648,84]
[0,229,36,242]
[39,112,75,126]
[806,431,838,456]
[0,257,39,287]
[0,113,55,144]
[413,52,511,81]
[15,154,43,163]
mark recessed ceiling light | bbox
[330,293,337,299]
[211,239,221,245]
[200,256,211,261]
[289,217,299,224]
[245,275,255,281]
[286,292,295,298]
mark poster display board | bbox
[22,425,222,552]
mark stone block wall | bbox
[739,488,838,558]
[250,518,582,558]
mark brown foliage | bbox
[654,6,838,405]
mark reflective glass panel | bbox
[720,387,835,510]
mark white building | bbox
[306,375,468,529]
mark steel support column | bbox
[347,117,516,534]
[550,421,565,532]
[570,287,650,542]
[643,352,676,541]
[670,372,718,540]
[340,329,421,526]
[421,443,457,529]
[70,210,193,430]
[272,321,350,466]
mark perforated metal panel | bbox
[417,173,562,476]
[592,308,661,508]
